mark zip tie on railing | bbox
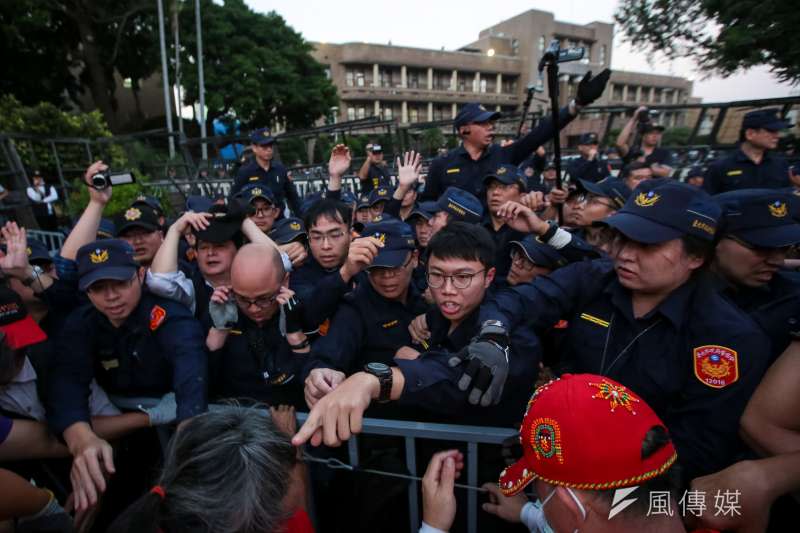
[302,454,488,493]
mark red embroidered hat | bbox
[498,373,677,496]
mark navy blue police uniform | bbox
[47,240,207,437]
[566,133,611,183]
[704,109,791,194]
[482,165,529,277]
[421,103,577,202]
[361,144,393,194]
[478,181,770,480]
[304,220,428,376]
[713,189,800,362]
[232,128,301,214]
[622,123,675,169]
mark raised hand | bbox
[396,150,422,190]
[328,144,352,179]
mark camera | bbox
[90,171,135,190]
[637,107,653,124]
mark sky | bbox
[244,0,798,102]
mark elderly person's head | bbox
[108,406,297,533]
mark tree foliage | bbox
[614,0,800,83]
[178,0,338,130]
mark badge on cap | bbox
[531,417,564,463]
[589,380,640,414]
[251,187,263,197]
[290,222,301,230]
[634,191,660,207]
[124,207,142,221]
[497,167,507,175]
[149,305,167,331]
[90,248,109,264]
[768,200,787,218]
[693,345,739,389]
[372,232,387,244]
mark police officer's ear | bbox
[136,267,147,283]
[280,271,290,287]
[459,125,471,138]
[409,249,419,270]
[482,266,496,288]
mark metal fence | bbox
[112,396,517,533]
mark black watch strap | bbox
[540,221,559,242]
[364,362,392,403]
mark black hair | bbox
[594,425,682,518]
[427,221,496,268]
[303,198,352,230]
[681,234,716,267]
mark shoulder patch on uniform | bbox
[446,168,460,174]
[150,305,167,331]
[693,345,739,389]
[726,170,743,176]
[579,313,609,328]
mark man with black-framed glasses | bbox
[303,219,428,407]
[205,243,309,408]
[712,189,800,363]
[292,222,541,441]
[570,178,630,253]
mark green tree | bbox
[661,127,693,146]
[178,0,338,130]
[615,0,800,82]
[420,127,445,156]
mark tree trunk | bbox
[73,6,119,131]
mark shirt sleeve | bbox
[421,157,445,201]
[0,414,12,445]
[43,186,59,203]
[154,306,208,421]
[291,270,352,330]
[145,270,196,313]
[703,160,723,195]
[304,303,365,378]
[47,308,96,437]
[506,107,576,165]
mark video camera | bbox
[637,107,655,132]
[89,170,135,190]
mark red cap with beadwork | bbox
[498,373,677,496]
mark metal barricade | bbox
[110,396,517,533]
[27,229,64,253]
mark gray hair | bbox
[156,405,296,533]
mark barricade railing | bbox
[111,396,517,533]
[27,229,64,253]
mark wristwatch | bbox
[363,362,393,403]
[22,265,44,287]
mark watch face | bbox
[366,362,389,374]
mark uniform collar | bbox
[456,143,494,162]
[428,306,480,351]
[605,275,697,328]
[735,145,773,164]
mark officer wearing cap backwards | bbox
[421,69,611,202]
[704,108,791,194]
[711,189,800,362]
[303,218,428,407]
[566,132,611,183]
[467,180,769,480]
[232,127,301,214]
[48,239,207,509]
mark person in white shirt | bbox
[26,171,58,230]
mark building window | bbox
[539,36,545,51]
[502,76,518,94]
[654,88,663,103]
[347,107,355,121]
[346,71,354,87]
[409,108,419,123]
[612,84,623,101]
[480,79,487,93]
[324,68,331,80]
[383,106,393,120]
[599,45,607,64]
[512,39,519,55]
[626,85,637,102]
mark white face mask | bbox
[529,485,587,533]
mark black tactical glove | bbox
[281,295,305,334]
[448,320,510,406]
[576,68,611,107]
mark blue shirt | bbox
[233,160,301,214]
[566,155,611,183]
[47,292,208,436]
[289,256,362,332]
[479,260,770,479]
[422,107,576,201]
[704,147,789,194]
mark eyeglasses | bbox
[232,290,279,309]
[367,254,413,277]
[576,193,616,210]
[309,230,347,244]
[426,269,486,289]
[253,206,276,216]
[510,250,536,271]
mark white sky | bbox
[244,0,798,102]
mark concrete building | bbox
[311,9,694,140]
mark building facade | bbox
[311,9,694,138]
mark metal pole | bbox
[156,0,175,158]
[545,61,563,224]
[172,1,184,135]
[195,0,208,161]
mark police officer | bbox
[368,186,392,220]
[569,177,630,252]
[704,108,791,194]
[712,189,800,362]
[114,203,164,268]
[205,243,308,407]
[685,165,705,188]
[303,219,428,406]
[566,132,611,183]
[131,195,166,227]
[48,239,208,507]
[506,235,567,287]
[615,107,674,176]
[472,180,770,480]
[482,164,529,277]
[235,183,281,233]
[426,186,483,238]
[421,69,610,202]
[269,216,309,269]
[232,127,301,214]
[357,143,392,194]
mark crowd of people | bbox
[1,67,799,533]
